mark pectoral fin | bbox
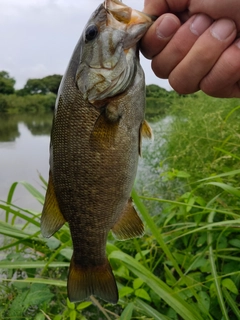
[41,171,66,238]
[90,111,119,150]
[139,119,153,156]
[112,198,144,240]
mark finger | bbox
[151,14,213,78]
[169,19,237,94]
[200,38,240,98]
[188,0,240,30]
[141,14,181,59]
[144,0,190,14]
[143,0,169,16]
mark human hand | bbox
[141,0,240,98]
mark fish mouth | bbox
[104,0,152,27]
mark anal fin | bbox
[112,198,144,240]
[68,257,118,304]
[41,171,66,238]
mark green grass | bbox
[1,169,240,319]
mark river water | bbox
[0,113,167,214]
[0,113,52,212]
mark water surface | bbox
[0,114,52,212]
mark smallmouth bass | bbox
[41,0,153,304]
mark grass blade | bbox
[110,250,203,320]
[134,298,172,320]
[207,210,229,320]
[0,261,69,269]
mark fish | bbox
[41,0,153,304]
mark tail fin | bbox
[67,257,118,304]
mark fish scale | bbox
[41,0,153,303]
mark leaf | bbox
[0,260,69,269]
[110,250,203,320]
[4,277,66,287]
[222,279,238,295]
[67,298,75,310]
[135,249,150,261]
[20,180,45,204]
[9,290,28,318]
[229,239,240,249]
[205,182,240,198]
[133,278,144,290]
[198,169,240,182]
[187,197,195,213]
[60,248,73,260]
[135,288,151,301]
[24,283,54,307]
[35,313,46,320]
[120,302,134,320]
[197,233,207,247]
[76,301,92,310]
[119,286,134,298]
[197,291,210,313]
[69,310,77,320]
[175,171,191,179]
[114,265,130,279]
[222,287,240,319]
[46,237,61,250]
[134,298,172,320]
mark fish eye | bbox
[85,25,99,42]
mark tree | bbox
[22,74,62,95]
[146,84,169,98]
[0,95,9,112]
[0,71,15,94]
[42,74,62,94]
[23,78,48,95]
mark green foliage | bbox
[0,71,61,113]
[0,94,9,112]
[1,168,240,318]
[1,93,56,113]
[23,78,49,95]
[0,71,15,95]
[164,93,240,179]
[21,75,62,95]
[146,84,170,98]
[42,75,62,95]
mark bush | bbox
[2,93,56,114]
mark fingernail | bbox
[156,15,179,39]
[190,14,212,36]
[210,19,236,40]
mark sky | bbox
[0,0,172,90]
